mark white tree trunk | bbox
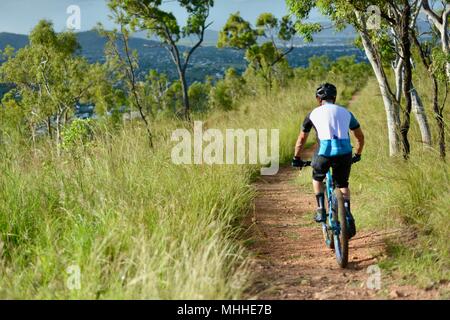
[365,48,401,156]
[56,113,61,156]
[389,3,433,148]
[437,19,450,79]
[411,86,432,146]
[394,57,432,146]
[441,28,450,80]
[356,12,401,156]
[393,59,403,103]
[422,2,450,79]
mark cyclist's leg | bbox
[312,155,332,222]
[331,153,356,237]
[330,153,352,192]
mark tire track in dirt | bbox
[245,162,445,300]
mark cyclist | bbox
[292,83,365,239]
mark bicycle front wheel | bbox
[333,189,348,268]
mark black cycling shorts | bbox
[312,153,352,188]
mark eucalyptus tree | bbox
[98,7,155,148]
[387,3,432,148]
[417,1,449,159]
[413,23,449,159]
[0,20,96,149]
[217,12,317,93]
[422,0,450,79]
[108,0,215,121]
[288,0,432,158]
[379,0,429,156]
[145,70,170,114]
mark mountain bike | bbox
[299,161,356,268]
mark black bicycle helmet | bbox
[316,83,337,100]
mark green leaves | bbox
[293,22,322,43]
[218,12,258,49]
[110,0,214,42]
[430,48,450,83]
[219,12,299,49]
[256,13,278,34]
[29,20,58,47]
[218,12,299,92]
[0,19,107,144]
[180,0,214,37]
[0,45,15,61]
[278,16,297,42]
[246,43,278,68]
[61,118,94,152]
[108,1,215,118]
[210,68,244,111]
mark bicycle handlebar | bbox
[299,158,360,169]
[302,161,312,167]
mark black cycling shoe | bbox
[314,208,327,223]
[346,213,357,239]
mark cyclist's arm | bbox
[351,127,365,155]
[295,131,309,158]
[295,113,312,158]
[349,112,364,155]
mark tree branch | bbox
[422,0,443,27]
[182,20,213,73]
[270,46,294,67]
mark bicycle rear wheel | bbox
[332,189,348,268]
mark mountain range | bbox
[132,26,358,46]
[0,29,366,84]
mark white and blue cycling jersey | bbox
[302,102,360,157]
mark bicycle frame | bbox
[320,167,343,251]
[325,169,340,233]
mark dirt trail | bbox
[245,160,444,300]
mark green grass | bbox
[1,68,447,298]
[0,78,330,299]
[348,79,450,288]
[0,128,257,299]
[291,76,449,289]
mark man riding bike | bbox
[292,83,365,239]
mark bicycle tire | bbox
[333,189,348,268]
[321,191,334,249]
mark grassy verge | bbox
[2,68,445,298]
[0,126,258,299]
[348,80,449,289]
[291,77,449,291]
[0,77,330,298]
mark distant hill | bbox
[133,29,220,46]
[132,25,358,47]
[0,30,367,85]
[0,32,28,51]
[0,30,162,63]
[174,27,357,47]
[76,31,163,63]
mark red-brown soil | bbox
[245,164,446,300]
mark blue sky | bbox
[0,0,324,34]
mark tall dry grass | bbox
[1,63,446,298]
[0,77,325,298]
